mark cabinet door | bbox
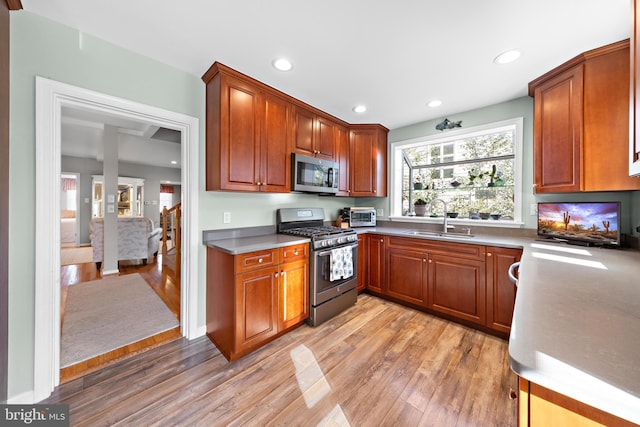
[367,234,385,292]
[387,248,428,306]
[315,116,337,161]
[428,254,486,324]
[235,267,278,352]
[532,65,583,193]
[260,92,292,192]
[292,106,316,156]
[349,125,388,197]
[278,259,309,331]
[219,74,261,191]
[357,235,367,293]
[486,247,521,334]
[335,125,350,196]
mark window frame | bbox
[389,117,524,227]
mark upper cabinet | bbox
[349,124,389,197]
[202,62,387,196]
[292,106,337,161]
[631,0,640,176]
[530,40,640,192]
[202,64,291,192]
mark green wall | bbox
[361,97,640,234]
[8,11,353,400]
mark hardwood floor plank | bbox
[44,294,515,427]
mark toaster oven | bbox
[344,207,376,227]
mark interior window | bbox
[391,118,523,224]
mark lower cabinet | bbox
[428,254,486,324]
[366,234,385,293]
[386,248,428,306]
[518,378,636,426]
[362,234,522,336]
[206,243,309,361]
[486,246,521,334]
[356,234,367,293]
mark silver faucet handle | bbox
[460,227,472,235]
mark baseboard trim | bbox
[7,390,34,404]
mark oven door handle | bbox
[317,243,358,257]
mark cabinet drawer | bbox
[387,236,486,260]
[280,243,309,263]
[235,249,279,273]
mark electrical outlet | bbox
[530,203,538,216]
[223,212,231,224]
[376,208,383,216]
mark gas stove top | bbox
[277,208,357,250]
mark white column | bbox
[102,125,119,274]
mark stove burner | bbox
[282,226,348,238]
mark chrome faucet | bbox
[428,198,449,233]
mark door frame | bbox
[34,77,200,402]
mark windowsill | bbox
[387,215,525,228]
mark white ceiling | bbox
[24,0,630,131]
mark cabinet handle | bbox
[282,271,287,322]
[509,388,517,400]
[380,239,384,242]
[275,272,278,278]
[423,259,426,262]
[258,258,263,263]
[429,259,433,263]
[488,252,492,257]
[294,250,298,255]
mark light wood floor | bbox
[45,294,517,426]
[60,249,182,383]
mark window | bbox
[390,118,523,225]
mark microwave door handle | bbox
[327,167,335,188]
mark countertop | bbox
[203,224,640,423]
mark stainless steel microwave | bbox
[291,153,339,194]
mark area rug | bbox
[60,273,179,368]
[61,246,93,266]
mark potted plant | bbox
[413,178,424,190]
[414,198,427,216]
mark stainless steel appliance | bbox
[277,207,358,326]
[291,153,339,194]
[344,207,377,227]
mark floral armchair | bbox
[89,217,162,269]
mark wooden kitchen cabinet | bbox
[206,243,309,361]
[631,0,640,176]
[292,106,338,161]
[386,247,428,307]
[356,234,367,293]
[530,39,640,192]
[349,124,389,197]
[366,234,385,293]
[428,253,486,324]
[486,246,521,335]
[518,378,636,427]
[203,63,291,193]
[335,125,351,196]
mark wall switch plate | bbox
[376,208,383,216]
[223,212,231,223]
[107,204,115,213]
[84,197,90,203]
[530,203,538,216]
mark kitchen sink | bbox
[403,230,475,239]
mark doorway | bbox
[34,77,200,402]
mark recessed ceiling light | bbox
[171,160,177,165]
[494,49,521,65]
[427,99,442,108]
[353,105,367,113]
[272,58,293,71]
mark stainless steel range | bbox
[277,208,358,326]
